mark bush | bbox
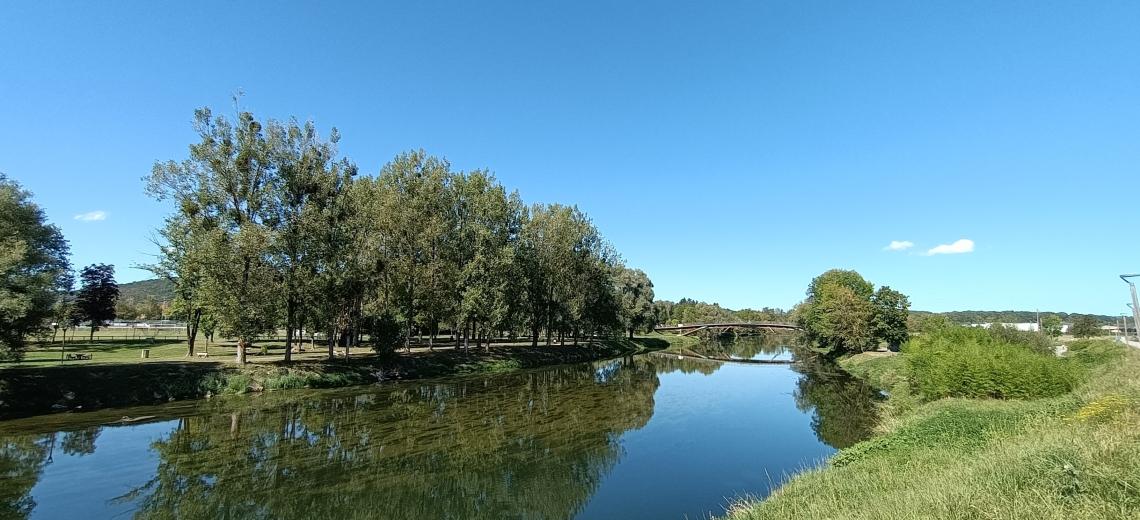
[366,311,405,357]
[1065,339,1126,368]
[903,326,1081,400]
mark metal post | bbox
[1122,275,1140,342]
[1130,305,1138,342]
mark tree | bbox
[147,108,281,363]
[0,174,72,359]
[1041,314,1063,338]
[871,286,909,351]
[144,218,206,356]
[1071,315,1101,339]
[615,266,655,339]
[797,269,909,354]
[75,264,119,341]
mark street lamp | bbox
[1121,275,1140,342]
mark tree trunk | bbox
[237,339,248,364]
[531,323,539,347]
[284,326,294,364]
[341,330,350,360]
[186,307,202,357]
[89,325,95,342]
[629,328,634,339]
[284,299,295,364]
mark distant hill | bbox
[912,310,1118,325]
[116,278,175,320]
[119,278,175,302]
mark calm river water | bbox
[0,337,879,519]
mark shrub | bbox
[903,326,1081,400]
[366,311,405,357]
[1065,339,1125,368]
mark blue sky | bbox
[2,1,1137,315]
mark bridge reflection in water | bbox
[655,322,800,338]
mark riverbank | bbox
[726,338,1140,520]
[0,334,696,420]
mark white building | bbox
[969,322,1070,333]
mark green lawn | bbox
[725,340,1140,520]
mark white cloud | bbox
[926,238,974,255]
[884,240,914,251]
[74,210,107,222]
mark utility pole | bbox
[1122,275,1140,342]
[1130,304,1137,342]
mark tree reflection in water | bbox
[0,340,879,518]
[683,334,881,450]
[118,358,660,519]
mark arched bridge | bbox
[655,322,800,336]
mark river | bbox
[0,337,880,519]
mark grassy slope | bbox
[0,334,692,419]
[727,341,1140,520]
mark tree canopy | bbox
[0,174,71,359]
[74,264,119,341]
[796,269,910,354]
[147,108,655,362]
[1070,315,1102,339]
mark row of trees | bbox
[651,298,790,326]
[146,108,657,363]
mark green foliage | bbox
[1065,339,1126,368]
[918,310,1117,326]
[903,326,1079,400]
[115,278,174,319]
[985,323,1055,356]
[1042,314,1063,337]
[651,299,789,326]
[907,313,954,335]
[870,286,910,350]
[366,311,405,357]
[726,343,1140,520]
[148,108,649,362]
[831,398,1067,468]
[74,264,119,340]
[806,269,874,300]
[0,174,71,360]
[797,270,909,354]
[615,267,655,338]
[1071,315,1102,339]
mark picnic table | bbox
[66,353,92,361]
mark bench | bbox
[195,351,209,358]
[66,353,92,361]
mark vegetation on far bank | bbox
[0,334,691,419]
[726,326,1140,520]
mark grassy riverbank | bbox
[0,334,693,419]
[727,337,1140,520]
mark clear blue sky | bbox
[2,1,1137,315]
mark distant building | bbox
[969,322,1069,333]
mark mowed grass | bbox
[726,339,1140,520]
[4,340,341,367]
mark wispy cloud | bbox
[926,238,974,255]
[884,240,914,251]
[74,210,107,222]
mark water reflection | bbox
[688,333,795,361]
[0,339,880,519]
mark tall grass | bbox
[904,326,1079,400]
[725,339,1140,520]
